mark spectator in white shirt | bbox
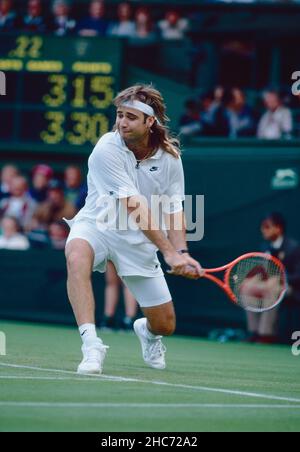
[0,176,37,230]
[52,0,76,36]
[158,10,189,40]
[0,164,19,201]
[257,91,293,140]
[0,216,30,250]
[109,2,135,38]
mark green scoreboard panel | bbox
[0,34,123,153]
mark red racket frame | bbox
[202,252,288,311]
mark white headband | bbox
[121,100,155,117]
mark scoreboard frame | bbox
[0,34,124,155]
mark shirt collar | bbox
[271,236,284,250]
[116,131,163,160]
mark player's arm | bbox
[164,210,203,278]
[122,195,202,278]
[165,210,188,251]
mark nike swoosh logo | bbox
[80,330,88,337]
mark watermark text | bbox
[291,331,300,356]
[95,192,204,242]
[0,71,6,96]
[0,332,6,356]
[291,71,300,96]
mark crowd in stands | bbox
[0,163,87,250]
[179,87,298,139]
[0,0,189,41]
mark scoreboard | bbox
[0,34,123,153]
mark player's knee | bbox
[154,315,176,336]
[159,324,175,336]
[66,250,91,278]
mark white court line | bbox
[0,375,99,381]
[1,402,300,409]
[0,362,300,404]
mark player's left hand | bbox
[182,257,205,279]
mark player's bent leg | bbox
[122,274,174,370]
[65,238,96,326]
[65,238,109,374]
[133,315,170,370]
[142,302,176,337]
[134,303,175,370]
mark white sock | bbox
[142,318,159,339]
[79,323,99,344]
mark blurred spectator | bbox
[158,10,189,40]
[51,0,76,36]
[109,2,135,38]
[64,165,87,210]
[0,0,17,32]
[0,176,37,230]
[49,220,69,250]
[23,0,48,33]
[179,99,201,137]
[200,90,218,117]
[0,164,19,201]
[77,0,109,37]
[257,91,293,140]
[199,90,230,137]
[246,213,300,344]
[32,179,76,229]
[0,216,30,250]
[226,88,255,138]
[214,86,225,105]
[29,164,54,203]
[132,7,157,42]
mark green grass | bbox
[0,321,300,432]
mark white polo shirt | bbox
[71,131,185,246]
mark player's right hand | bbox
[164,252,203,279]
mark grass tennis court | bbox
[0,321,300,432]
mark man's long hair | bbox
[113,84,181,158]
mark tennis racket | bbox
[171,252,288,313]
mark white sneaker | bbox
[77,338,109,375]
[133,319,166,370]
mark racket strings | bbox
[227,256,286,312]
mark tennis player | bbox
[65,84,203,374]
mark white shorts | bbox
[66,218,171,308]
[121,275,172,308]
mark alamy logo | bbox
[291,71,300,96]
[95,191,205,242]
[291,331,300,357]
[0,331,6,356]
[0,71,6,96]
